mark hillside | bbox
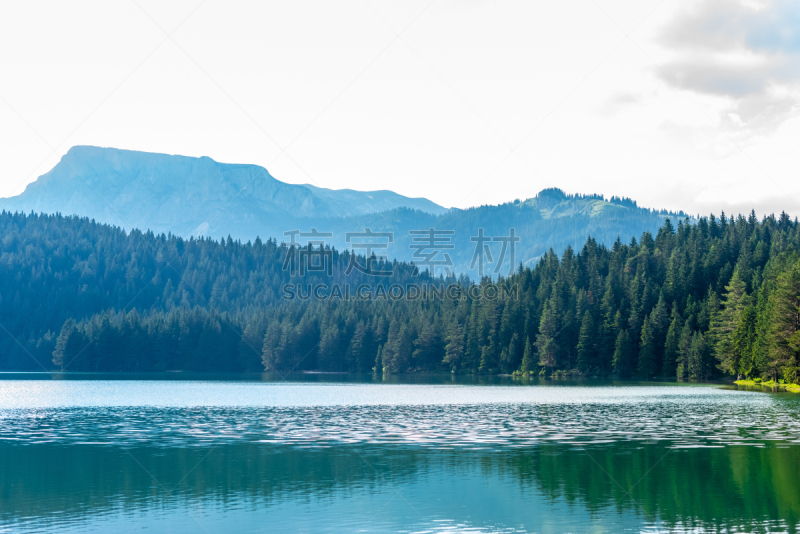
[0,146,447,237]
[1,210,798,386]
[1,147,690,275]
[310,189,689,274]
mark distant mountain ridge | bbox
[304,189,689,274]
[1,146,690,275]
[301,183,447,217]
[1,146,448,237]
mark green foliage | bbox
[768,260,800,383]
[733,305,757,379]
[612,329,635,377]
[576,310,595,373]
[662,307,681,378]
[689,331,713,380]
[637,316,657,378]
[520,336,534,374]
[2,209,800,383]
[712,267,748,374]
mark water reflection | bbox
[1,441,798,533]
[1,379,799,533]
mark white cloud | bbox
[657,0,800,130]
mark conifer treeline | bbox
[1,210,799,382]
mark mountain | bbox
[0,146,447,237]
[304,189,690,275]
[302,183,448,216]
[1,146,690,276]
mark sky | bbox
[1,0,799,217]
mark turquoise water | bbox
[1,375,799,532]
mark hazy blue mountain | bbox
[1,146,690,276]
[302,184,448,216]
[304,189,690,276]
[0,146,447,238]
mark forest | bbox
[305,187,687,274]
[0,210,798,384]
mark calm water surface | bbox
[1,374,799,533]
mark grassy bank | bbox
[734,379,800,392]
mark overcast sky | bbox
[1,0,799,216]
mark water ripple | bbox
[1,382,798,449]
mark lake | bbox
[1,374,799,533]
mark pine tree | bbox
[613,329,634,377]
[237,321,263,371]
[381,320,400,373]
[52,318,78,369]
[536,299,559,375]
[261,320,281,371]
[768,261,800,383]
[733,305,756,379]
[397,326,413,373]
[649,294,669,372]
[712,266,748,375]
[598,280,618,370]
[638,316,657,378]
[662,307,681,378]
[689,331,712,380]
[503,333,519,374]
[383,322,412,374]
[347,320,367,372]
[413,321,439,373]
[521,335,534,374]
[676,322,693,379]
[374,344,383,373]
[317,324,340,371]
[443,322,465,372]
[464,310,481,373]
[576,310,595,374]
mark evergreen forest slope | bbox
[1,210,798,385]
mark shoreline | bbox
[734,379,800,393]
